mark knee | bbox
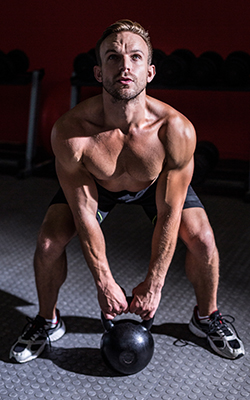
[36,230,62,261]
[35,205,76,259]
[183,222,217,260]
[194,226,216,254]
[36,221,73,260]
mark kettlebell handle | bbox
[101,295,154,332]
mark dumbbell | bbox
[168,49,196,84]
[0,49,29,80]
[191,51,224,85]
[223,51,250,86]
[0,51,14,80]
[73,48,97,82]
[152,48,195,85]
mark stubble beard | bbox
[102,78,147,103]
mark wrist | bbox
[145,271,164,292]
[94,268,115,291]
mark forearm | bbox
[146,211,181,289]
[130,213,181,320]
[55,161,114,287]
[75,213,128,318]
[74,214,114,287]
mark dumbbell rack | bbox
[0,69,44,176]
[70,75,250,201]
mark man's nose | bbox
[119,55,131,72]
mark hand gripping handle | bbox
[101,295,154,331]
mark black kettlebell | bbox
[100,297,154,375]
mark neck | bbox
[102,89,147,132]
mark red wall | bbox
[0,0,249,159]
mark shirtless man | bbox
[10,20,244,363]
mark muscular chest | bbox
[84,128,165,181]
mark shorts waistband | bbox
[95,178,158,204]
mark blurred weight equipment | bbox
[73,48,97,83]
[223,51,250,86]
[170,48,196,81]
[162,49,196,85]
[151,48,168,85]
[0,49,29,81]
[8,49,30,74]
[0,50,14,80]
[191,51,224,85]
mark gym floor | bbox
[0,171,250,400]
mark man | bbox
[10,20,244,363]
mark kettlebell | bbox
[100,297,154,375]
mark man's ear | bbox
[94,65,102,83]
[147,64,156,83]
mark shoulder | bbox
[51,95,103,164]
[52,94,103,141]
[147,95,195,137]
[147,95,196,168]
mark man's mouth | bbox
[117,77,133,85]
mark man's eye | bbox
[108,54,118,60]
[132,54,141,61]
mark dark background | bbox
[0,0,249,160]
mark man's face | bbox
[95,31,155,101]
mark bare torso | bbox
[58,94,182,193]
[83,120,166,191]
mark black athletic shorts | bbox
[49,179,204,225]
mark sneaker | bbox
[189,306,245,359]
[10,309,66,363]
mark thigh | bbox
[179,186,208,244]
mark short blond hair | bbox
[95,19,153,66]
